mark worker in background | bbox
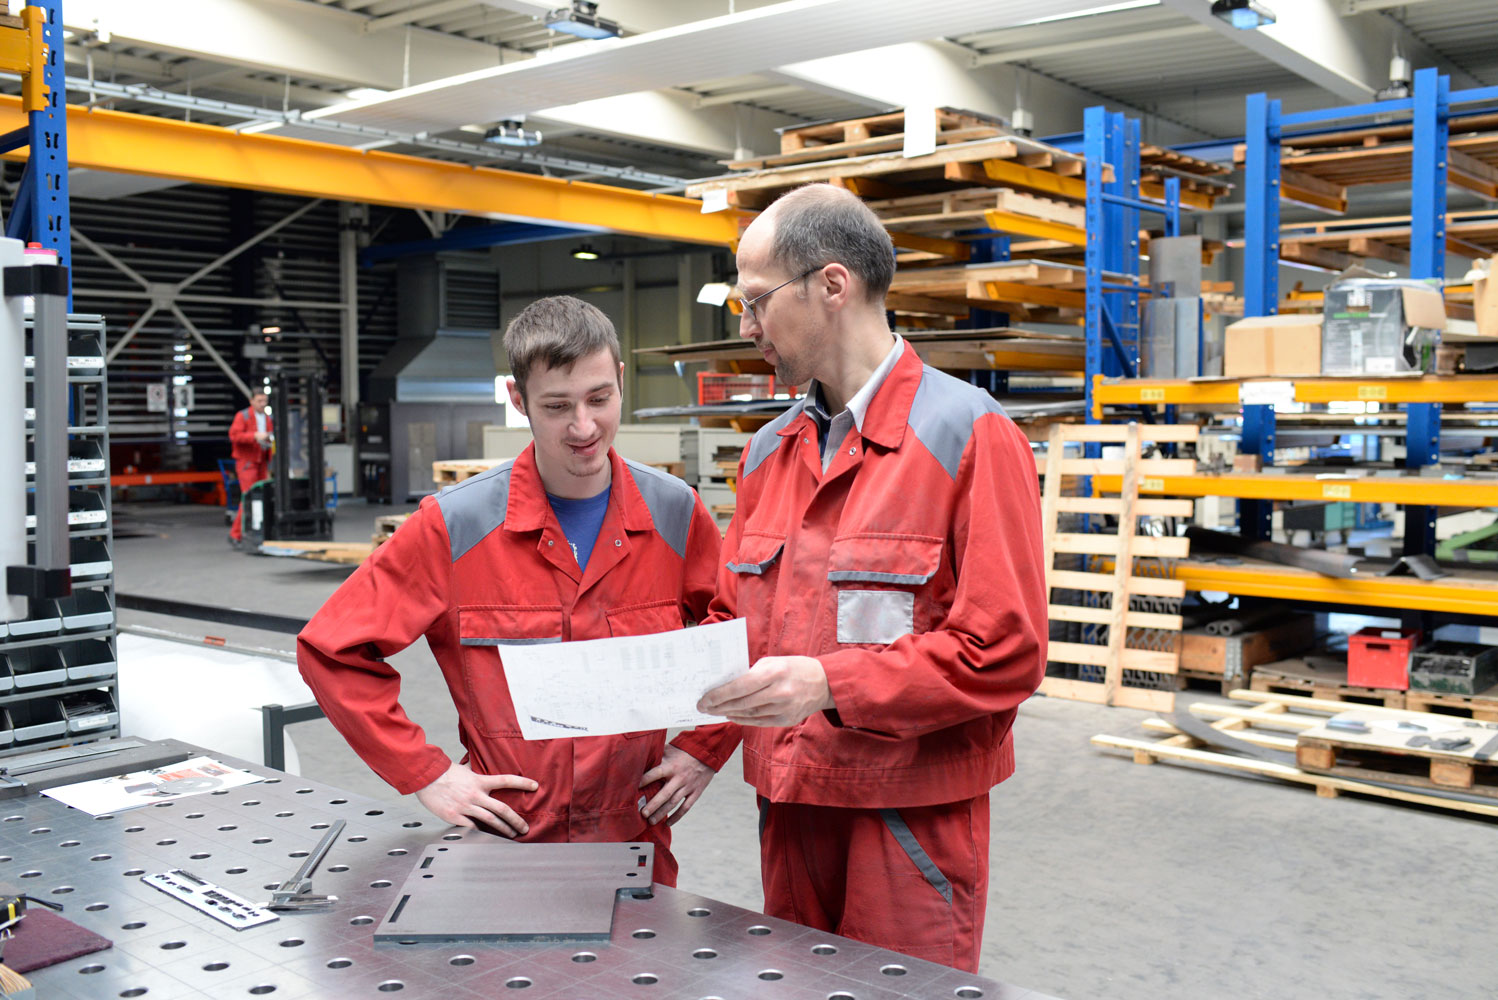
[227,390,273,548]
[696,184,1048,971]
[297,296,733,885]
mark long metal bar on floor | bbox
[117,594,310,636]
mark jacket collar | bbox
[504,444,652,533]
[785,346,920,451]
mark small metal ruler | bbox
[141,869,279,930]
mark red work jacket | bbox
[229,407,272,466]
[297,445,732,846]
[708,347,1047,809]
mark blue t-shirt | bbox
[547,485,611,571]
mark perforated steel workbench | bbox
[5,746,1058,1000]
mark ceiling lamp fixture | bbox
[571,243,601,261]
[484,118,543,147]
[1211,0,1275,29]
[545,1,619,40]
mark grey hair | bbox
[502,296,621,401]
[768,183,894,303]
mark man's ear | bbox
[505,376,527,417]
[819,262,852,308]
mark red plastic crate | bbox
[1347,627,1420,691]
[697,372,779,405]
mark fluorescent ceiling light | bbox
[485,119,543,147]
[344,87,389,101]
[546,1,619,40]
[571,243,601,260]
[1018,0,1157,26]
[1210,0,1276,29]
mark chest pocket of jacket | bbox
[458,605,563,738]
[606,599,685,638]
[827,534,943,646]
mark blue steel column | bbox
[962,232,1009,393]
[1238,93,1280,540]
[1404,68,1450,557]
[29,0,70,307]
[1084,105,1106,437]
[1116,116,1141,374]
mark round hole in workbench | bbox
[811,944,838,956]
[328,865,349,873]
[387,849,407,856]
[289,851,310,859]
[401,821,422,828]
[186,813,204,819]
[79,965,105,974]
[275,812,292,818]
[757,970,784,981]
[377,982,405,992]
[218,825,238,832]
[504,979,531,990]
[119,988,147,997]
[252,838,272,845]
[51,886,73,894]
[747,926,771,936]
[631,929,655,939]
[630,974,657,985]
[123,869,145,877]
[211,789,228,795]
[370,880,392,888]
[0,856,10,863]
[327,958,353,969]
[279,939,303,948]
[328,798,347,805]
[421,874,433,879]
[310,823,330,830]
[365,809,383,816]
[190,853,210,860]
[90,855,111,861]
[156,840,176,847]
[161,941,186,950]
[60,840,80,847]
[571,952,596,963]
[227,867,247,875]
[295,788,313,795]
[626,872,638,877]
[29,827,50,835]
[204,962,229,972]
[349,836,368,842]
[442,834,462,841]
[241,800,260,807]
[955,990,984,999]
[629,845,641,850]
[692,949,716,960]
[94,814,115,821]
[449,955,475,966]
[349,916,374,926]
[121,922,146,930]
[18,871,39,879]
[830,993,857,1000]
[687,908,709,917]
[248,986,276,995]
[125,826,144,833]
[85,903,108,912]
[1,816,19,823]
[154,802,173,808]
[264,884,278,891]
[880,964,907,977]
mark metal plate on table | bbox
[372,841,653,943]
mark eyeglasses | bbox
[730,265,824,325]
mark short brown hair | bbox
[502,296,621,401]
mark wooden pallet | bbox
[1178,615,1316,684]
[371,513,410,548]
[259,539,373,566]
[1092,690,1498,818]
[432,458,504,486]
[1404,685,1498,722]
[1249,657,1407,710]
[1298,717,1498,799]
[763,108,1009,165]
[1038,422,1197,712]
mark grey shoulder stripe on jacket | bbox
[908,365,1007,479]
[625,458,696,559]
[436,460,514,562]
[742,398,809,478]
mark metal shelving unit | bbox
[3,314,119,754]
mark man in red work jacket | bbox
[697,184,1048,971]
[298,296,732,885]
[227,390,273,545]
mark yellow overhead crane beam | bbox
[0,9,45,113]
[0,95,746,246]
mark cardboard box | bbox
[1321,279,1445,374]
[1473,257,1498,340]
[1223,314,1323,377]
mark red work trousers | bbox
[758,794,990,972]
[229,459,269,541]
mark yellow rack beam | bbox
[1092,373,1498,417]
[983,209,1087,246]
[1092,472,1498,507]
[1169,560,1498,617]
[0,95,744,246]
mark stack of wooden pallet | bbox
[687,108,1230,331]
[1094,689,1498,819]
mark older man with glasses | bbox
[697,182,1048,972]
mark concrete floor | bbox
[113,500,1498,1000]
